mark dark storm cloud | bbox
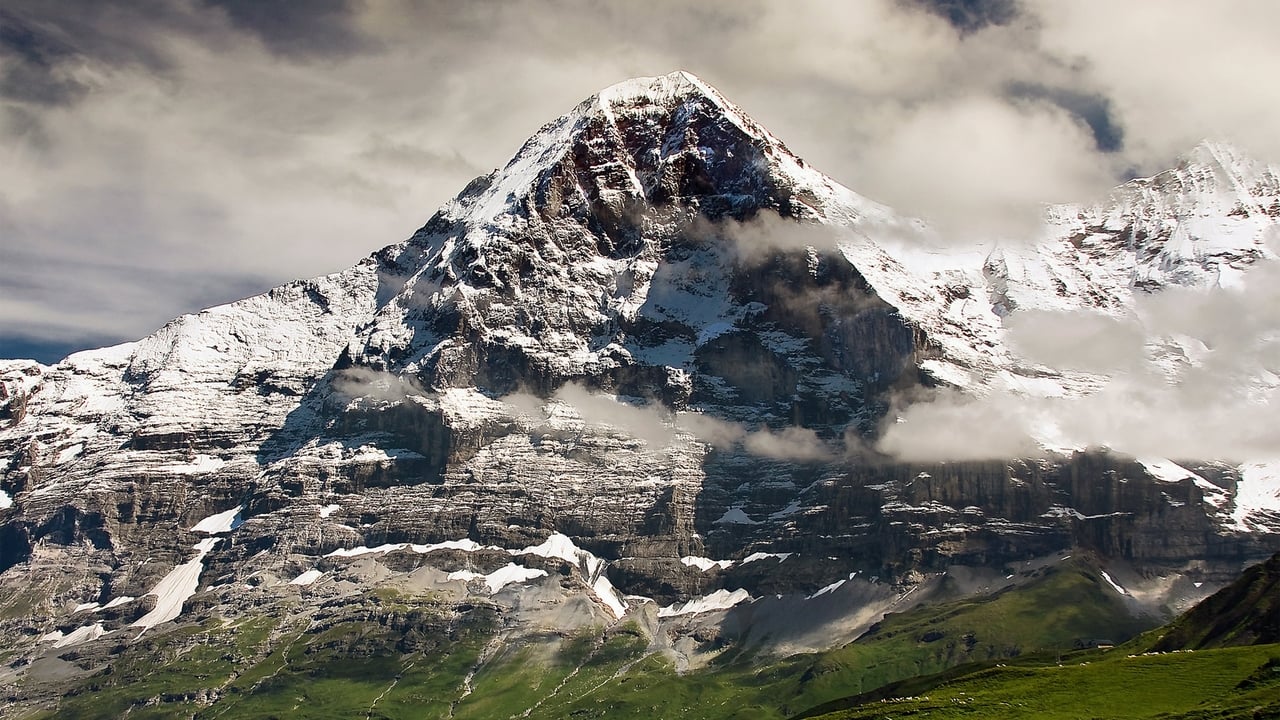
[199,0,371,58]
[1007,81,1124,152]
[0,1,187,112]
[0,0,369,112]
[903,0,1020,33]
[0,9,89,105]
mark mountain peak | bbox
[594,70,708,105]
[431,71,823,238]
[593,70,762,138]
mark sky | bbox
[2,0,1280,363]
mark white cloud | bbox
[511,383,840,461]
[1032,0,1280,169]
[551,383,676,448]
[879,253,1280,462]
[853,95,1117,241]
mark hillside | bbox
[796,552,1280,720]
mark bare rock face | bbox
[1,72,1279,682]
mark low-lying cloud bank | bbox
[880,247,1280,463]
[502,383,838,462]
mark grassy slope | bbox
[798,644,1280,720]
[22,558,1156,719]
[789,559,1153,706]
[1152,552,1280,652]
[794,553,1280,720]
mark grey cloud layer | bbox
[879,249,1280,462]
[504,384,839,462]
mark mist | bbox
[879,250,1280,463]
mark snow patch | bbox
[327,539,496,558]
[347,445,424,462]
[807,579,847,600]
[741,552,793,565]
[515,532,582,564]
[515,532,628,617]
[592,574,628,620]
[411,539,492,554]
[1229,461,1280,531]
[450,563,548,594]
[1100,570,1127,595]
[318,504,340,518]
[768,501,804,519]
[1139,459,1229,509]
[73,602,99,613]
[1140,458,1200,484]
[680,556,734,572]
[101,596,135,610]
[56,443,84,464]
[325,543,406,558]
[0,489,11,509]
[52,623,107,648]
[191,505,243,534]
[695,321,734,347]
[476,563,545,591]
[167,454,227,474]
[446,569,485,583]
[714,506,760,525]
[289,569,324,586]
[131,537,221,630]
[658,588,753,617]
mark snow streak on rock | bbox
[132,538,222,631]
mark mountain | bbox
[1151,550,1280,651]
[2,71,1279,716]
[795,551,1280,720]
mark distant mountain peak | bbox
[1138,139,1280,204]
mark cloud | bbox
[551,383,676,448]
[717,210,843,259]
[1005,81,1124,152]
[508,383,840,461]
[498,390,547,419]
[332,367,428,404]
[0,9,90,106]
[876,388,1045,461]
[1004,309,1146,374]
[3,0,1278,364]
[879,253,1280,462]
[199,0,370,58]
[682,413,839,462]
[851,94,1118,240]
[742,426,836,462]
[904,0,1021,35]
[1030,0,1280,168]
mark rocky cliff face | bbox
[1,73,1278,695]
